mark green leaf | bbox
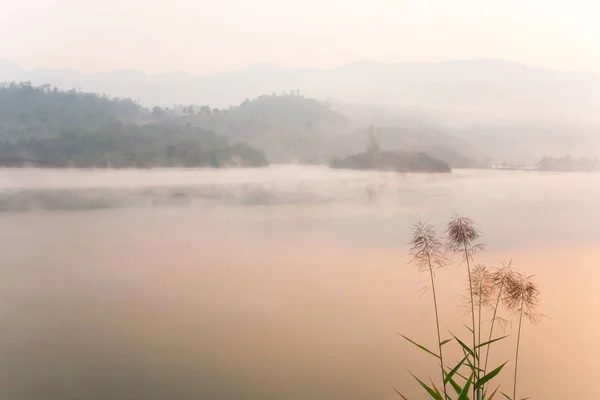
[487,386,500,400]
[448,378,470,400]
[446,373,463,396]
[400,334,440,359]
[444,362,469,381]
[475,362,507,389]
[409,371,444,400]
[501,393,512,400]
[454,368,470,381]
[464,324,474,333]
[463,354,484,372]
[451,333,475,358]
[393,387,409,399]
[457,374,473,400]
[440,338,453,346]
[456,370,470,381]
[430,379,445,400]
[445,355,468,384]
[475,335,509,350]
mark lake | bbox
[0,166,597,399]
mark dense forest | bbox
[0,82,268,167]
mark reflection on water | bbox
[0,166,598,399]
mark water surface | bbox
[0,166,597,399]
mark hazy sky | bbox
[1,0,599,74]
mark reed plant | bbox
[504,271,542,400]
[407,219,450,400]
[397,214,542,400]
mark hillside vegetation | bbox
[0,83,268,167]
[5,59,600,164]
[157,94,473,166]
[0,82,143,139]
[164,93,350,163]
[0,82,477,168]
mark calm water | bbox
[0,166,598,399]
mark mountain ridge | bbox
[3,58,597,79]
[2,58,599,123]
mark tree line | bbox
[537,155,599,172]
[0,82,268,168]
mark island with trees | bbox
[330,127,451,173]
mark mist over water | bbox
[0,166,598,399]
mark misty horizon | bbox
[2,57,599,78]
[5,56,600,122]
[3,0,600,75]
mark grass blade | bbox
[445,355,468,384]
[446,373,462,395]
[487,386,500,400]
[451,333,475,358]
[463,355,483,372]
[475,362,507,389]
[457,374,473,400]
[393,387,409,399]
[440,338,453,346]
[501,393,512,400]
[430,379,443,399]
[475,335,509,350]
[445,363,469,381]
[400,334,440,359]
[409,371,444,400]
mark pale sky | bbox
[1,0,599,75]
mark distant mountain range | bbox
[2,58,600,124]
[3,58,600,163]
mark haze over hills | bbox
[0,82,463,170]
[2,58,600,164]
[0,83,269,168]
[167,93,350,163]
[0,80,476,169]
[2,58,600,123]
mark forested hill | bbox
[164,93,351,163]
[0,82,473,168]
[170,93,469,166]
[0,82,143,138]
[0,83,268,168]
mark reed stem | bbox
[464,243,478,400]
[513,297,525,400]
[427,253,447,400]
[482,271,507,393]
[477,277,483,400]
